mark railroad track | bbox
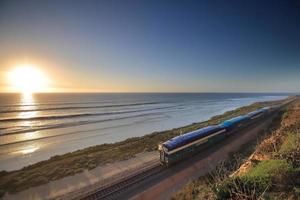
[61,98,295,200]
[75,162,163,200]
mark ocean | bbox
[0,93,287,171]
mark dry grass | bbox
[213,98,300,200]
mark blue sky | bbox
[0,0,300,92]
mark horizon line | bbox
[0,92,298,94]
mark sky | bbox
[0,0,300,93]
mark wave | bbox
[0,112,164,146]
[0,102,166,113]
[0,105,175,123]
[0,101,108,108]
[1,106,186,136]
[0,100,168,108]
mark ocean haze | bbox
[0,93,288,171]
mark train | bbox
[158,106,275,166]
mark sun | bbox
[7,65,49,94]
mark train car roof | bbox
[246,107,270,117]
[220,115,249,128]
[163,125,223,151]
[260,107,270,111]
[246,110,263,117]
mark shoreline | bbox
[0,94,288,172]
[0,96,292,197]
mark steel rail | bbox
[79,163,163,200]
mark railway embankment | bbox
[0,97,292,198]
[173,97,300,200]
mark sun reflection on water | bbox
[16,93,41,154]
[21,92,34,104]
[22,148,38,154]
[18,111,38,119]
[23,131,38,140]
[18,93,38,125]
[18,145,40,155]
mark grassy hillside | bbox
[0,98,288,197]
[173,97,300,200]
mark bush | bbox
[33,176,49,185]
[277,133,300,167]
[172,179,214,200]
[294,187,300,198]
[245,160,292,178]
[213,176,270,199]
[213,160,293,199]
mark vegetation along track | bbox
[60,98,295,200]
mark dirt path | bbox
[3,152,158,200]
[129,113,281,200]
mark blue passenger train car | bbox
[246,107,271,121]
[158,106,275,166]
[159,125,226,166]
[220,115,250,131]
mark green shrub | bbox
[245,160,292,178]
[279,133,299,154]
[33,176,49,185]
[213,160,293,199]
[213,176,270,199]
[294,187,300,197]
[277,133,300,167]
[172,179,214,200]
